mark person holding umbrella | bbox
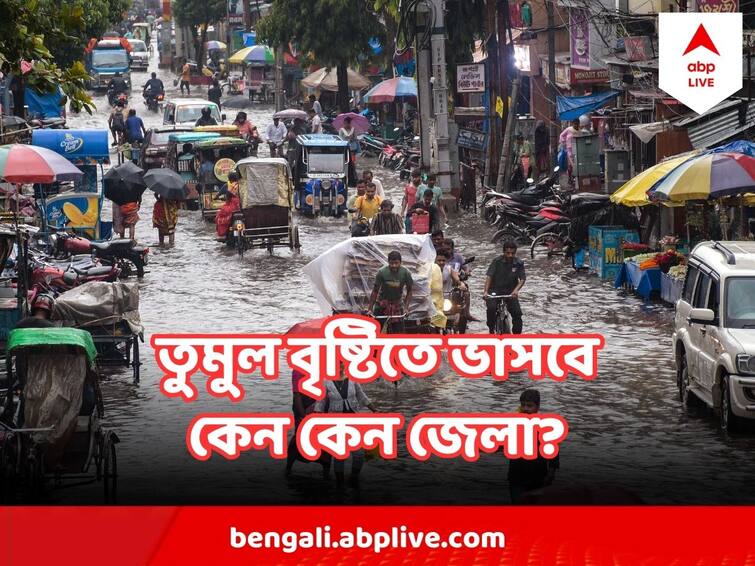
[143,168,190,246]
[152,196,179,247]
[339,116,358,186]
[103,161,147,240]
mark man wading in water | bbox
[366,250,413,333]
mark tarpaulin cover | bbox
[557,90,621,121]
[52,281,143,334]
[25,88,63,119]
[711,140,755,158]
[23,351,87,452]
[303,234,437,322]
[237,158,292,208]
[7,327,97,364]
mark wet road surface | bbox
[59,54,755,505]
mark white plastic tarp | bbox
[53,281,143,334]
[303,234,437,321]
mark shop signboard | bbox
[697,0,738,11]
[228,0,245,25]
[624,36,652,62]
[570,8,590,69]
[570,68,609,84]
[456,129,487,152]
[456,64,485,93]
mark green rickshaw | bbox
[165,132,221,209]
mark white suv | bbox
[673,241,755,431]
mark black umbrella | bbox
[143,168,191,200]
[103,162,147,205]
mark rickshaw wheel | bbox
[132,339,140,384]
[103,432,118,503]
[292,226,301,250]
[236,235,244,258]
[0,433,20,500]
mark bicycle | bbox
[486,293,513,334]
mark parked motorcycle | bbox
[28,253,121,296]
[49,232,148,279]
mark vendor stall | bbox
[615,248,686,301]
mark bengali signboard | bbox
[456,64,485,93]
[697,0,738,11]
[570,8,591,69]
[456,129,487,152]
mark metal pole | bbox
[430,0,451,191]
[275,46,284,111]
[484,0,500,189]
[416,9,433,171]
[546,0,558,166]
[497,76,519,191]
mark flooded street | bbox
[61,58,755,505]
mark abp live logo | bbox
[659,13,742,115]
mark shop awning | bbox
[556,90,621,120]
[672,98,755,149]
[31,129,110,165]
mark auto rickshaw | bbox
[293,134,349,218]
[194,125,241,138]
[193,137,257,221]
[164,131,221,209]
[227,157,301,256]
[0,328,119,501]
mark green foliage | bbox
[174,0,226,66]
[0,0,95,113]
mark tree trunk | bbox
[198,23,208,72]
[336,62,349,113]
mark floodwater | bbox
[58,52,755,505]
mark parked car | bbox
[673,240,755,431]
[140,126,192,169]
[127,39,149,71]
[162,99,224,127]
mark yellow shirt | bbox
[429,263,447,329]
[354,195,382,220]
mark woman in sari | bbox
[215,192,240,241]
[152,196,179,247]
[119,200,141,240]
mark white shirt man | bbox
[266,119,287,145]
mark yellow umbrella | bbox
[610,153,696,207]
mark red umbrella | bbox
[0,144,83,183]
[332,113,370,135]
[285,317,331,335]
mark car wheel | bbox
[720,375,740,432]
[678,353,695,407]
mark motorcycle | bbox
[144,91,164,113]
[28,253,121,296]
[49,232,148,279]
[348,211,371,238]
[108,89,128,108]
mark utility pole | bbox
[485,0,500,188]
[275,46,284,111]
[546,0,558,165]
[430,0,451,191]
[497,76,519,191]
[416,8,433,171]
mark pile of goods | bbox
[667,263,687,281]
[303,234,437,322]
[625,250,686,273]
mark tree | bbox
[375,0,486,97]
[174,0,227,72]
[0,0,95,114]
[258,0,383,111]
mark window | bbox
[693,273,710,309]
[682,265,699,303]
[725,277,755,329]
[707,278,720,321]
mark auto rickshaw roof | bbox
[193,137,249,149]
[296,134,349,148]
[8,328,97,365]
[236,157,292,208]
[168,132,221,143]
